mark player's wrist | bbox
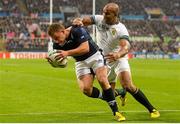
[115,52,121,59]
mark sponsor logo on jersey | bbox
[111,28,117,36]
[81,35,85,39]
[66,40,73,44]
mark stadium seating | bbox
[0,0,179,54]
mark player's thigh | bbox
[115,59,131,84]
[75,61,94,90]
[118,71,136,92]
[75,61,92,78]
[95,66,108,82]
[86,51,109,85]
[119,71,132,85]
[95,66,110,89]
[107,66,117,84]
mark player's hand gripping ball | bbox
[47,50,68,68]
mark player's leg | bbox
[108,65,127,106]
[109,82,125,98]
[75,61,101,98]
[118,70,160,118]
[77,74,94,97]
[78,73,107,99]
[95,66,125,121]
[89,51,125,121]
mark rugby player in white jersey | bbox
[73,2,160,119]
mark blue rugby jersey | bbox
[53,26,99,61]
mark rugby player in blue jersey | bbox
[47,23,125,121]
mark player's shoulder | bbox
[94,15,103,19]
[111,22,129,36]
[113,22,128,31]
[93,15,103,22]
[71,26,87,34]
[114,22,127,29]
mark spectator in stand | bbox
[26,20,41,38]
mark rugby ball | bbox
[48,50,68,68]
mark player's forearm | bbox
[73,17,92,26]
[117,48,129,58]
[67,42,89,56]
[67,48,89,56]
[118,39,130,58]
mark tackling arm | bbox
[73,16,93,26]
[105,39,130,62]
[117,39,130,58]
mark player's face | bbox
[52,30,66,45]
[103,7,116,25]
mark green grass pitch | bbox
[0,58,180,122]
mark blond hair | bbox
[48,23,65,37]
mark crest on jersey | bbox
[111,28,117,36]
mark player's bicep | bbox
[79,41,89,48]
[77,41,89,54]
[119,39,130,50]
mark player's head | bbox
[48,23,66,45]
[103,2,120,25]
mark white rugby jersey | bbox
[93,15,129,58]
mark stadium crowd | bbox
[0,0,179,54]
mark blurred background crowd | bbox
[0,0,179,55]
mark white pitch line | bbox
[0,109,180,116]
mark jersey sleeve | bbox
[48,41,54,52]
[73,27,89,43]
[91,15,103,25]
[117,24,130,41]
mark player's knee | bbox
[97,75,107,84]
[82,86,92,96]
[97,76,109,89]
[121,77,131,84]
[122,83,136,93]
[122,78,136,92]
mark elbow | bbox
[86,47,90,53]
[80,41,90,54]
[82,46,89,54]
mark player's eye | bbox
[53,36,58,40]
[104,12,110,15]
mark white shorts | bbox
[107,58,131,83]
[75,51,105,78]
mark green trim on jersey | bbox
[119,35,130,41]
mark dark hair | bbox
[104,3,120,16]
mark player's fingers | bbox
[54,54,63,60]
[72,18,83,26]
[46,57,51,61]
[55,56,61,61]
[48,59,53,63]
[104,55,112,59]
[105,55,116,63]
[50,63,56,67]
[56,50,62,53]
[46,57,53,63]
